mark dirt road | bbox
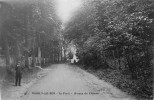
[19,64,135,100]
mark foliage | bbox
[0,0,62,68]
[64,0,154,99]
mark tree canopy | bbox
[0,0,63,68]
[64,0,154,98]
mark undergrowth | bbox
[86,68,153,100]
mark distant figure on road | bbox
[74,60,76,64]
[15,61,23,86]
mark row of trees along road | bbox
[0,0,66,72]
[64,0,154,99]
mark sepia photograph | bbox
[0,0,153,100]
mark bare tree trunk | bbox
[57,48,60,62]
[64,47,66,62]
[32,37,36,67]
[4,37,10,68]
[112,50,116,67]
[38,47,41,66]
[60,46,62,62]
[24,9,29,68]
[53,48,55,63]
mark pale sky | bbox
[56,0,81,24]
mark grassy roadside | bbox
[1,66,43,100]
[79,66,153,100]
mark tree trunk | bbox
[64,47,66,61]
[126,55,137,79]
[38,47,41,66]
[4,37,10,68]
[32,38,36,67]
[60,46,63,62]
[24,9,29,68]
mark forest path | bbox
[19,64,135,100]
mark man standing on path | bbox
[15,60,23,86]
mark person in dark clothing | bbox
[74,60,76,64]
[15,61,22,86]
